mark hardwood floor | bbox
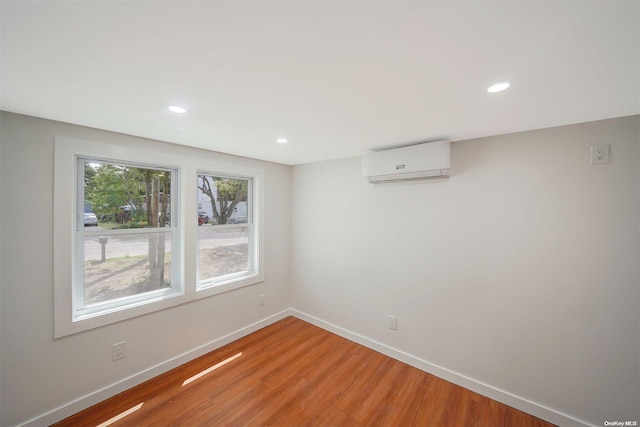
[53,317,556,427]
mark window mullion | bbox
[82,226,176,237]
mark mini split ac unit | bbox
[362,140,451,183]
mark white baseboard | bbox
[289,309,595,427]
[24,308,594,427]
[22,310,291,427]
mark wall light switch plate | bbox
[388,315,397,331]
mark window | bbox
[54,137,264,338]
[197,174,256,288]
[75,159,181,319]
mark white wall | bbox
[291,116,640,426]
[0,112,291,426]
[0,112,3,426]
[1,112,638,426]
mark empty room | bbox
[1,1,638,426]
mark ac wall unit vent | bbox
[362,140,451,183]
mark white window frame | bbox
[54,137,264,338]
[193,164,264,299]
[196,172,257,290]
[74,157,182,320]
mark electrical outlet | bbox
[591,144,610,164]
[259,294,266,306]
[112,342,126,361]
[388,315,397,331]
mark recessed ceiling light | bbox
[276,138,288,144]
[168,105,187,114]
[487,82,510,93]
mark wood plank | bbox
[52,317,557,427]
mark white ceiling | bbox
[1,1,639,165]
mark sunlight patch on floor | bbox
[95,402,144,427]
[182,352,243,387]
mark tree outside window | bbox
[197,174,253,286]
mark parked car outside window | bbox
[83,212,98,226]
[198,211,209,225]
